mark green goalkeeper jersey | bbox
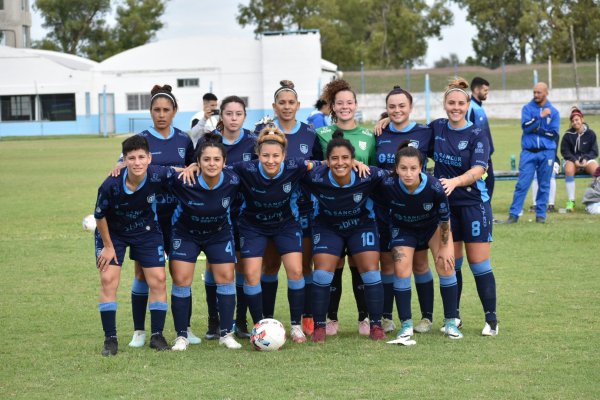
[316,124,376,165]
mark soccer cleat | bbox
[358,317,370,336]
[382,317,396,333]
[149,333,170,351]
[187,328,202,344]
[528,205,536,213]
[325,319,339,336]
[497,215,518,224]
[369,324,386,341]
[128,330,146,348]
[205,317,220,340]
[290,325,307,343]
[102,336,118,356]
[444,319,463,339]
[312,326,326,343]
[397,320,414,339]
[439,318,462,333]
[535,216,546,223]
[233,320,251,339]
[302,316,314,336]
[219,332,242,349]
[482,321,499,336]
[547,204,556,213]
[171,336,189,351]
[414,318,433,333]
[566,200,575,212]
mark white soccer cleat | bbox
[219,332,242,349]
[382,318,396,333]
[290,324,307,343]
[444,319,463,339]
[482,321,499,337]
[187,328,202,344]
[171,336,189,351]
[128,330,146,348]
[414,318,433,333]
[439,318,462,333]
[358,318,370,336]
[397,320,414,339]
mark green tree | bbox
[33,0,167,61]
[236,0,453,69]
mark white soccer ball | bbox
[250,318,286,351]
[82,214,97,232]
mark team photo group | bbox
[93,76,501,356]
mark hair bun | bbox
[162,84,173,92]
[393,85,402,90]
[280,80,294,89]
[332,129,345,140]
[204,132,223,144]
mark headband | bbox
[274,87,298,101]
[151,92,177,107]
[444,87,470,99]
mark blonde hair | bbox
[444,77,470,100]
[256,125,288,153]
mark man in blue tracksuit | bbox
[467,77,494,198]
[501,82,560,224]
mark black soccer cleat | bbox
[149,333,170,351]
[233,319,251,339]
[102,336,118,357]
[205,317,220,340]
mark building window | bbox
[0,30,16,47]
[22,25,30,48]
[126,93,151,111]
[21,0,28,11]
[1,95,36,121]
[177,78,199,88]
[40,94,76,121]
[0,0,4,10]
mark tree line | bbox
[33,0,600,68]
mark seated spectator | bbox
[560,107,599,212]
[582,167,600,214]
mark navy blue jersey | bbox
[376,122,432,171]
[198,128,257,165]
[301,165,386,232]
[467,97,495,155]
[429,118,490,206]
[254,119,323,160]
[94,165,173,237]
[377,172,450,230]
[232,158,315,229]
[170,169,240,236]
[140,126,195,167]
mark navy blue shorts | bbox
[390,224,438,251]
[298,211,313,239]
[377,218,392,252]
[312,221,379,257]
[169,226,236,264]
[157,204,176,255]
[95,228,165,268]
[239,219,303,258]
[450,202,493,243]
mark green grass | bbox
[345,61,600,93]
[1,125,599,399]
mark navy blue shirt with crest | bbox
[231,158,315,229]
[376,122,432,170]
[170,169,240,236]
[94,165,173,238]
[377,172,450,230]
[199,128,257,165]
[301,165,386,232]
[429,118,490,206]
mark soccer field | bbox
[1,119,599,399]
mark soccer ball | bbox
[250,318,286,351]
[82,214,97,231]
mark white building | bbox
[0,30,339,137]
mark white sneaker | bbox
[439,318,462,333]
[414,318,433,333]
[290,325,307,343]
[187,328,202,345]
[358,318,370,336]
[219,332,242,349]
[172,336,189,351]
[128,330,146,348]
[482,321,499,336]
[382,318,396,333]
[444,319,463,339]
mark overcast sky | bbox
[30,0,476,68]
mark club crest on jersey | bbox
[458,141,469,150]
[243,153,252,161]
[423,203,433,211]
[178,148,186,158]
[150,173,160,182]
[300,144,308,154]
[313,234,320,245]
[172,239,182,250]
[353,193,363,203]
[283,182,292,193]
[222,197,230,208]
[392,228,399,239]
[147,194,155,203]
[359,141,367,151]
[409,140,419,148]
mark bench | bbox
[580,102,600,115]
[493,170,592,181]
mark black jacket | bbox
[560,124,599,162]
